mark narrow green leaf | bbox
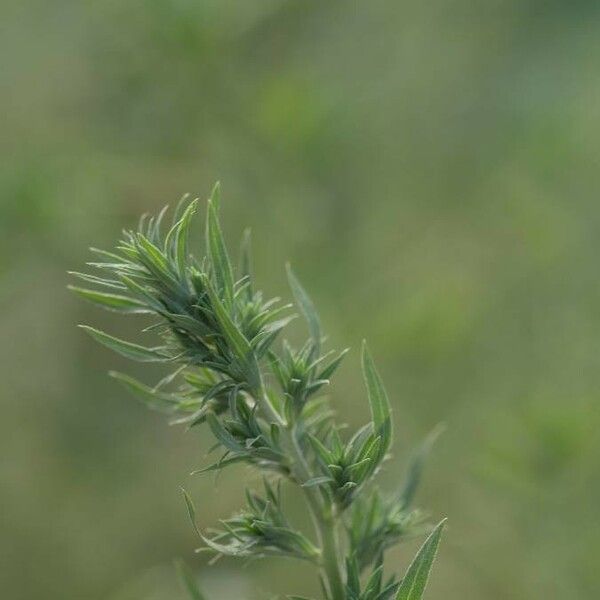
[68,286,148,313]
[181,488,202,538]
[191,452,248,474]
[307,434,334,466]
[118,274,164,312]
[175,199,198,276]
[400,424,444,510]
[79,325,167,362]
[68,271,126,291]
[301,476,334,488]
[361,341,392,454]
[286,264,321,355]
[207,412,244,452]
[206,188,234,307]
[346,556,360,595]
[109,371,179,413]
[317,348,349,381]
[205,280,258,384]
[174,559,207,600]
[172,192,191,224]
[210,180,221,210]
[395,519,446,600]
[238,228,253,301]
[135,233,170,274]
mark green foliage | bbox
[199,479,320,562]
[72,186,445,600]
[395,520,446,600]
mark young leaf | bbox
[395,519,446,600]
[68,271,126,290]
[181,488,202,538]
[238,228,253,301]
[362,341,392,454]
[109,371,179,413]
[400,424,445,510]
[175,199,198,276]
[68,286,148,313]
[286,264,321,355]
[78,325,167,362]
[205,280,258,385]
[206,188,234,307]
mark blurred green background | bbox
[2,1,600,599]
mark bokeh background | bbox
[2,1,600,599]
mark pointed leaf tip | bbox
[361,341,392,453]
[395,519,446,600]
[209,181,221,209]
[400,423,445,509]
[286,264,321,355]
[69,285,148,313]
[206,193,234,306]
[78,325,167,362]
[181,488,202,539]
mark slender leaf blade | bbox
[400,424,444,510]
[79,325,167,362]
[175,199,198,277]
[286,265,321,355]
[206,187,234,307]
[361,341,392,454]
[205,280,258,384]
[181,488,202,538]
[238,228,253,300]
[395,519,446,600]
[68,286,148,313]
[109,371,179,413]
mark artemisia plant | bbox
[70,184,445,600]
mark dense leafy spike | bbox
[73,187,445,600]
[174,559,208,600]
[78,326,167,362]
[286,264,321,355]
[361,341,392,455]
[395,520,446,600]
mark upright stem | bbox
[255,382,345,600]
[315,503,345,600]
[288,426,345,600]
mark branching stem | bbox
[253,378,345,599]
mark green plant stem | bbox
[316,507,345,600]
[288,425,345,600]
[255,382,345,600]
